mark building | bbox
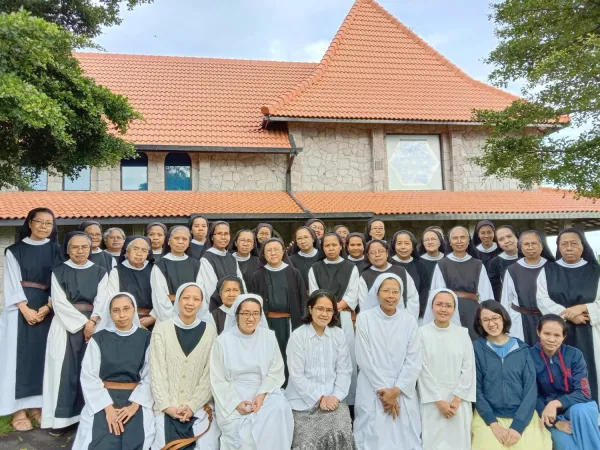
[2,0,600,303]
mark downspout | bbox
[286,135,311,215]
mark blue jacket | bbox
[530,343,592,415]
[473,337,537,434]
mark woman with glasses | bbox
[108,236,161,330]
[285,290,355,450]
[229,229,261,289]
[103,227,126,263]
[254,223,274,247]
[211,294,293,449]
[334,225,350,246]
[250,238,307,380]
[364,218,386,243]
[418,289,475,450]
[78,221,116,273]
[289,226,323,290]
[354,273,422,450]
[0,208,60,431]
[357,240,419,320]
[199,221,246,300]
[306,219,326,241]
[500,230,555,346]
[537,228,600,403]
[150,282,221,450]
[41,231,109,433]
[471,301,551,450]
[425,226,494,340]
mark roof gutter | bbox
[135,144,299,154]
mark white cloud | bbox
[303,40,330,62]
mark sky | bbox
[90,0,600,254]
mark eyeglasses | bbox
[70,245,90,252]
[237,239,254,245]
[129,246,149,254]
[31,219,53,227]
[312,306,334,315]
[368,250,386,256]
[380,289,401,296]
[239,312,261,319]
[481,316,502,325]
[265,248,283,254]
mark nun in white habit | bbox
[150,282,221,450]
[72,292,154,450]
[354,273,423,450]
[210,294,294,450]
[418,289,475,450]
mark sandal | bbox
[49,428,65,437]
[29,409,42,426]
[11,415,33,432]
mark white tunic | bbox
[199,247,247,300]
[357,263,420,320]
[72,328,155,450]
[41,260,109,429]
[210,326,293,450]
[308,256,359,405]
[500,258,547,341]
[418,322,475,450]
[0,237,49,415]
[354,306,423,450]
[285,323,352,411]
[424,253,494,326]
[537,258,600,401]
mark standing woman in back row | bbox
[487,225,520,302]
[473,220,501,270]
[229,229,261,288]
[536,228,600,403]
[364,218,385,243]
[145,222,167,263]
[78,221,116,273]
[187,214,209,260]
[289,226,322,290]
[0,208,60,431]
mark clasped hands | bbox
[561,305,589,324]
[377,387,401,420]
[104,402,140,435]
[319,395,340,411]
[19,303,51,326]
[435,396,462,419]
[236,393,267,415]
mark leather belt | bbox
[137,308,151,316]
[511,303,542,316]
[21,281,48,290]
[168,294,176,303]
[161,405,213,450]
[103,381,139,390]
[267,311,291,319]
[73,303,94,312]
[453,290,479,302]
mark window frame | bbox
[63,166,91,191]
[164,152,192,191]
[120,152,149,191]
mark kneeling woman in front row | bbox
[73,293,154,450]
[471,300,551,450]
[285,290,355,450]
[150,282,221,450]
[532,314,600,450]
[211,294,294,450]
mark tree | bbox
[473,0,600,198]
[0,10,142,190]
[0,0,153,38]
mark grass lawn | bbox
[0,415,13,436]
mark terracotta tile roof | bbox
[76,53,316,148]
[296,188,600,215]
[0,189,598,221]
[261,0,519,122]
[0,192,304,220]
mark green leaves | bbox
[476,0,600,198]
[0,10,140,190]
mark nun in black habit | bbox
[345,232,368,272]
[41,231,109,431]
[228,228,261,288]
[472,220,501,269]
[145,222,167,263]
[364,217,386,243]
[537,227,600,402]
[78,221,116,273]
[108,236,158,330]
[209,275,245,335]
[487,225,521,301]
[72,292,154,450]
[150,226,202,322]
[389,230,430,319]
[199,221,246,300]
[500,230,555,346]
[289,226,323,290]
[250,238,307,380]
[0,208,61,428]
[417,228,446,281]
[254,222,274,247]
[305,218,326,241]
[187,214,209,260]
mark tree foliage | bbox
[473,0,600,198]
[0,0,153,38]
[0,10,142,189]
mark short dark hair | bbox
[537,314,568,337]
[302,290,340,327]
[474,300,512,338]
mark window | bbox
[21,168,48,191]
[121,152,148,191]
[64,167,91,191]
[165,152,191,191]
[386,135,443,191]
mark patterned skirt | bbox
[291,403,357,450]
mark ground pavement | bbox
[0,428,76,450]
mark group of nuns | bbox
[2,210,600,450]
